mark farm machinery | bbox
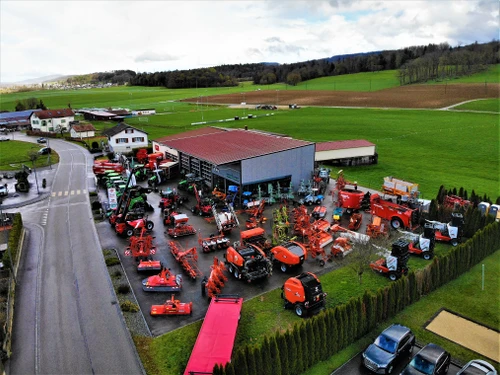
[347,212,363,231]
[270,241,307,272]
[370,193,420,230]
[299,188,324,206]
[159,188,188,210]
[329,224,370,259]
[281,272,326,317]
[115,216,154,238]
[443,194,471,210]
[191,183,213,217]
[365,216,390,238]
[224,244,273,282]
[150,294,193,316]
[169,241,201,280]
[297,179,312,197]
[166,214,197,238]
[425,212,464,247]
[245,199,267,229]
[162,207,182,226]
[201,257,228,299]
[370,239,410,281]
[311,205,327,220]
[198,233,230,253]
[399,225,436,260]
[212,203,239,234]
[239,227,273,253]
[382,176,420,203]
[142,267,183,292]
[124,227,161,272]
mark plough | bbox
[169,241,202,280]
[201,257,228,299]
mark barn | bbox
[315,140,377,166]
[153,127,315,204]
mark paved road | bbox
[7,135,144,374]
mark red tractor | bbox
[115,216,154,237]
[166,214,197,238]
[150,294,193,316]
[142,267,183,292]
[159,188,188,210]
[191,183,213,217]
[281,272,327,317]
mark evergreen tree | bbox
[232,348,249,375]
[225,362,236,375]
[261,337,272,371]
[245,345,257,375]
[436,185,447,204]
[286,330,298,375]
[293,328,304,373]
[269,335,282,375]
[276,334,289,375]
[299,323,309,371]
[316,315,328,361]
[253,343,265,375]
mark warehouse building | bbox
[153,127,315,203]
[315,140,377,166]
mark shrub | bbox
[113,269,122,278]
[120,301,139,313]
[116,284,130,294]
[105,257,120,266]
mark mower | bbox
[137,259,162,273]
[150,294,193,316]
[425,212,464,247]
[142,267,183,292]
[370,239,410,281]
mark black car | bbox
[37,137,47,144]
[401,343,451,375]
[38,147,52,155]
[362,324,415,374]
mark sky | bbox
[1,0,499,83]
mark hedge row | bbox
[2,214,23,270]
[216,219,500,375]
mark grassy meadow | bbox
[0,140,59,170]
[454,98,500,112]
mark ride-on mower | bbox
[142,267,183,292]
[425,212,464,247]
[150,294,193,316]
[370,239,410,281]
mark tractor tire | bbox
[450,239,459,247]
[295,304,305,317]
[423,252,433,260]
[318,259,325,267]
[125,228,134,237]
[389,272,398,281]
[227,264,234,274]
[146,221,154,231]
[233,268,240,279]
[390,218,403,230]
[280,263,288,273]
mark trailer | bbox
[370,193,419,230]
[183,295,243,375]
[382,177,419,200]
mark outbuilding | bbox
[70,123,96,139]
[102,122,148,153]
[315,140,377,166]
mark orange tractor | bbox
[281,272,327,317]
[150,294,193,316]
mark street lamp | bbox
[28,149,40,194]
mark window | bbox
[125,128,134,134]
[116,138,128,144]
[132,137,144,142]
[61,119,66,123]
[42,120,47,126]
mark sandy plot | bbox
[426,310,500,362]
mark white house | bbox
[70,123,96,139]
[30,109,75,132]
[102,123,148,153]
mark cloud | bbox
[265,37,284,43]
[134,52,180,63]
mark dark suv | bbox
[362,324,415,374]
[401,343,451,375]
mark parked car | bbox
[0,184,8,197]
[0,136,9,142]
[362,324,415,374]
[37,137,47,144]
[38,147,52,155]
[401,343,451,375]
[457,360,497,375]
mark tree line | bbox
[129,40,498,89]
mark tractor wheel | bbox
[390,218,403,230]
[280,263,288,273]
[146,221,154,231]
[233,268,240,279]
[125,228,134,237]
[295,304,305,317]
[388,272,398,281]
[423,252,433,260]
[227,264,234,274]
[318,259,325,267]
[306,201,312,206]
[450,239,459,247]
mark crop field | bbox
[454,98,499,112]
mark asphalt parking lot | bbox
[96,179,353,337]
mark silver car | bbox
[457,360,497,375]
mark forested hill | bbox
[64,41,500,89]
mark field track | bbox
[184,83,500,109]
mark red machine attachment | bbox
[348,212,363,231]
[169,241,202,280]
[150,294,193,316]
[142,267,183,292]
[201,257,228,299]
[198,233,230,253]
[365,216,390,238]
[124,228,161,272]
[166,214,197,238]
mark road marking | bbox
[77,189,81,195]
[64,191,68,196]
[52,192,56,197]
[58,191,62,196]
[71,190,75,195]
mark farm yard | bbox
[1,64,499,375]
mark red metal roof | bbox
[72,124,96,132]
[316,139,375,152]
[184,296,243,375]
[34,108,75,119]
[162,129,313,165]
[155,126,227,143]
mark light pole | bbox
[28,149,40,194]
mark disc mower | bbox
[150,294,193,316]
[142,267,183,292]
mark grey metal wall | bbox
[241,144,315,188]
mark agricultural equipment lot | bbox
[183,83,499,109]
[96,179,345,337]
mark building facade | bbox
[29,109,75,132]
[102,123,148,153]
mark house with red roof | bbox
[30,108,75,132]
[70,123,96,139]
[315,140,377,166]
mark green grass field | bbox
[0,140,59,170]
[454,98,500,112]
[441,64,500,84]
[294,70,401,91]
[304,250,500,375]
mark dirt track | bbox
[183,83,500,109]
